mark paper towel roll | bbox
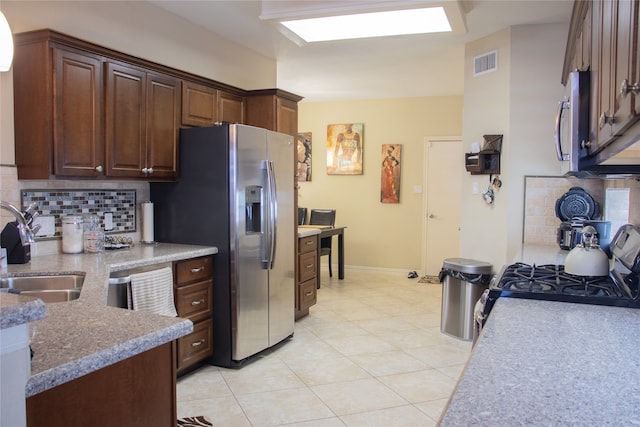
[142,202,154,243]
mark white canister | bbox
[62,215,84,254]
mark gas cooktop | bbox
[489,262,639,308]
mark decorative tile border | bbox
[21,190,136,238]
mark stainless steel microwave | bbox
[556,70,640,177]
[555,70,590,175]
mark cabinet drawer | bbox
[177,319,213,372]
[175,280,213,322]
[299,235,317,254]
[298,251,317,282]
[175,256,213,286]
[298,279,317,311]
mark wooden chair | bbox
[297,207,308,225]
[309,209,336,277]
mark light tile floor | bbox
[177,269,472,426]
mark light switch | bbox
[473,182,479,194]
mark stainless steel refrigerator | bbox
[151,123,295,367]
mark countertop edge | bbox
[1,243,217,396]
[0,295,46,329]
[25,318,193,397]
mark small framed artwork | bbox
[326,123,363,175]
[297,132,312,181]
[380,144,402,203]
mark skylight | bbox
[280,7,452,43]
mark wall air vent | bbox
[473,50,498,76]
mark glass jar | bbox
[83,214,104,253]
[62,215,84,254]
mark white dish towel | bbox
[128,267,178,317]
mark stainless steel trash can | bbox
[439,258,492,341]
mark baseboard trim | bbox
[321,264,417,275]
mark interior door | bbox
[422,137,463,276]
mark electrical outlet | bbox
[473,182,479,194]
[33,215,55,237]
[104,212,113,230]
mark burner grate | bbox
[496,262,625,299]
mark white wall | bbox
[298,96,463,271]
[459,23,568,270]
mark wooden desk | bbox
[298,226,346,281]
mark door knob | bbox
[429,214,435,219]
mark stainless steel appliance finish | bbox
[150,123,294,367]
[439,258,492,341]
[555,70,640,177]
[555,71,590,175]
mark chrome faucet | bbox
[0,201,39,246]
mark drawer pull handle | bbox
[305,292,313,297]
[191,339,205,347]
[191,299,205,306]
[191,267,205,273]
[305,241,313,246]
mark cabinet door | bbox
[105,61,147,177]
[219,90,245,124]
[182,80,217,127]
[276,97,298,136]
[146,72,180,179]
[612,0,639,136]
[591,0,617,149]
[53,48,104,176]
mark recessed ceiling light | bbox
[281,7,452,43]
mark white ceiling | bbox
[149,0,573,102]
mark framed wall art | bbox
[380,144,402,203]
[297,132,312,181]
[326,123,363,175]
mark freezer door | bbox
[266,130,295,346]
[232,125,270,361]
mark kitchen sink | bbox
[0,273,85,303]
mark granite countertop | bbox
[0,293,45,330]
[297,226,322,238]
[439,297,640,426]
[0,243,217,397]
[512,243,568,265]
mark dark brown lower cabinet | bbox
[26,342,176,427]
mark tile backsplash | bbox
[0,165,150,256]
[524,176,640,245]
[21,189,137,238]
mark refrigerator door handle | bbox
[266,160,278,269]
[260,161,270,269]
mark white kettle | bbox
[564,226,610,276]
